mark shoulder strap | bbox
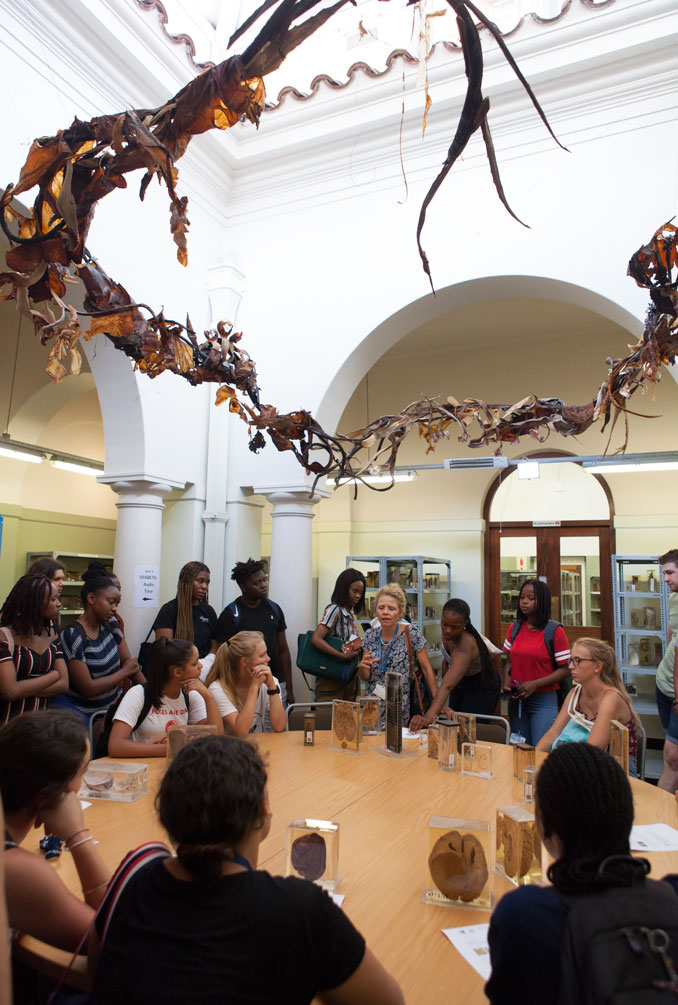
[404,625,415,679]
[544,620,559,671]
[510,620,522,644]
[266,598,281,620]
[227,600,239,624]
[133,685,154,732]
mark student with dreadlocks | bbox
[153,561,218,662]
[216,559,294,705]
[486,743,678,1004]
[503,578,570,744]
[0,574,68,725]
[56,562,142,726]
[410,598,502,730]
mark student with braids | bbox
[153,561,218,660]
[26,558,65,636]
[56,563,142,725]
[410,598,502,730]
[486,743,678,1004]
[0,574,68,725]
[537,638,640,775]
[503,578,570,744]
[108,637,222,757]
[89,735,403,1005]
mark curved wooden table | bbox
[18,732,678,1002]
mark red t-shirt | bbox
[503,622,570,692]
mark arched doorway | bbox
[484,453,615,646]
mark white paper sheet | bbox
[442,923,491,981]
[330,892,345,907]
[630,823,678,852]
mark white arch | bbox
[315,275,644,432]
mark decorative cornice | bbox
[135,0,215,73]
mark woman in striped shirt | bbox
[0,574,69,725]
[55,563,143,725]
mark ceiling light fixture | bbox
[0,443,44,464]
[50,459,101,477]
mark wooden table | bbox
[18,732,678,1002]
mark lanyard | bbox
[377,628,399,677]
[231,851,252,871]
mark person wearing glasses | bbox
[536,638,639,776]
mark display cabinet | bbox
[612,554,669,779]
[26,550,114,626]
[499,568,537,623]
[346,556,452,671]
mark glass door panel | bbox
[500,536,537,635]
[560,536,600,635]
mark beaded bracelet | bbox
[67,836,93,852]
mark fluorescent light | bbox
[585,461,678,474]
[51,459,100,477]
[0,445,43,464]
[327,469,418,487]
[517,461,540,480]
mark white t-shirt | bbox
[208,676,279,733]
[113,684,207,743]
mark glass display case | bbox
[26,550,114,626]
[346,556,452,671]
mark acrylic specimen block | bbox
[523,764,537,805]
[166,724,216,761]
[285,818,339,891]
[496,805,542,887]
[456,713,477,753]
[80,760,148,802]
[331,700,361,753]
[360,697,380,736]
[303,713,315,746]
[512,743,535,780]
[438,720,459,772]
[425,816,491,909]
[461,742,493,779]
[385,671,402,754]
[427,722,440,760]
[610,719,630,775]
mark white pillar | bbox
[106,479,174,654]
[265,489,327,701]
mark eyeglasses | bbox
[568,656,596,667]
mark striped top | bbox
[0,636,64,726]
[61,618,123,713]
[320,604,357,643]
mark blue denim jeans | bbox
[508,690,559,745]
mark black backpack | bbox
[559,878,678,1004]
[94,686,189,758]
[510,618,572,707]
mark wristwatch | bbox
[267,686,281,696]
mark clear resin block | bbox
[512,743,535,780]
[438,721,459,772]
[496,805,542,887]
[427,722,440,760]
[360,697,380,736]
[166,724,216,761]
[330,700,361,753]
[285,818,339,891]
[461,743,493,779]
[80,760,148,802]
[425,816,490,909]
[523,764,538,805]
[303,713,315,746]
[456,713,477,753]
[610,719,629,775]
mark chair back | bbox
[287,702,334,731]
[474,713,511,745]
[635,719,647,781]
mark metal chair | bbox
[88,708,108,757]
[473,713,511,745]
[286,702,334,731]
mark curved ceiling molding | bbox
[135,0,216,73]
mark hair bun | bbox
[82,560,109,583]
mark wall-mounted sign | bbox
[133,565,160,609]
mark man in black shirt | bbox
[216,559,295,705]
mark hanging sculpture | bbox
[1,0,676,492]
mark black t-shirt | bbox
[152,598,217,658]
[216,598,287,681]
[92,859,365,1005]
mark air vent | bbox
[443,457,509,470]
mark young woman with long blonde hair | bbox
[206,632,286,735]
[537,637,640,775]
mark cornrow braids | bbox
[231,558,265,587]
[157,734,267,882]
[516,578,552,631]
[1,574,53,637]
[175,561,210,642]
[537,743,645,895]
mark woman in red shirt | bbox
[503,579,570,745]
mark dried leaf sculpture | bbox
[1,1,676,493]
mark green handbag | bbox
[296,631,359,681]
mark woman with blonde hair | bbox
[358,584,437,726]
[537,637,640,775]
[206,631,286,735]
[153,561,217,661]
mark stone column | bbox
[264,488,328,701]
[105,479,174,654]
